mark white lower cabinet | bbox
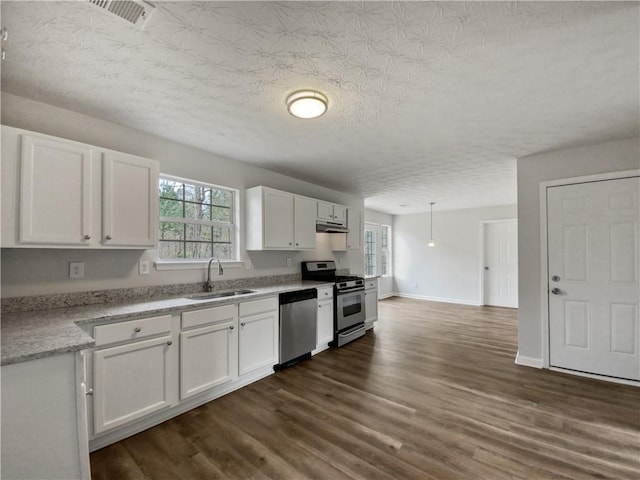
[316,287,334,348]
[180,305,238,400]
[238,297,278,376]
[92,314,178,435]
[89,297,278,448]
[365,279,378,329]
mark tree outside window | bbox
[159,176,237,260]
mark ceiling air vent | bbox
[89,0,156,30]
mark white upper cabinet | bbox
[317,201,347,225]
[245,186,317,250]
[102,152,159,247]
[19,134,93,245]
[293,195,316,249]
[1,126,159,249]
[331,208,362,251]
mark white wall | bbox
[364,208,394,298]
[393,205,517,305]
[0,93,364,297]
[516,137,640,363]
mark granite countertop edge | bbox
[1,281,332,366]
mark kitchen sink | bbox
[183,289,256,300]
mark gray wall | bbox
[1,93,364,297]
[516,137,640,362]
[393,204,517,305]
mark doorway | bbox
[546,176,640,381]
[482,219,518,308]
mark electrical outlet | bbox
[286,257,292,267]
[69,262,85,279]
[413,282,418,288]
[139,260,150,275]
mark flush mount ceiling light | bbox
[286,90,328,119]
[427,202,436,247]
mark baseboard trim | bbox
[514,351,544,368]
[378,293,395,300]
[393,293,481,306]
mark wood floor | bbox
[90,298,640,479]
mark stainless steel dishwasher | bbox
[275,288,318,370]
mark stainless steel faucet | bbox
[205,257,224,292]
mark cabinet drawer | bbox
[317,286,333,300]
[239,297,277,317]
[94,314,173,346]
[182,304,237,330]
[365,280,377,290]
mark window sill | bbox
[154,260,245,271]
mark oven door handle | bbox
[336,287,365,294]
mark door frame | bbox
[539,169,640,369]
[478,218,518,307]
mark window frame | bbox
[364,222,378,277]
[157,174,240,266]
[363,221,393,278]
[380,224,392,277]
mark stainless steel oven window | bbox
[341,293,363,317]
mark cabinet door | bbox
[293,195,316,249]
[333,205,347,224]
[20,135,93,245]
[346,209,362,250]
[317,299,334,346]
[317,201,333,221]
[239,311,277,376]
[365,288,378,325]
[102,152,159,247]
[93,334,176,434]
[263,189,293,249]
[180,318,238,400]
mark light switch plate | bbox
[69,262,84,279]
[139,260,150,275]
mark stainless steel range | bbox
[302,261,367,347]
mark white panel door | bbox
[93,334,177,434]
[102,152,158,247]
[238,311,277,376]
[20,135,93,245]
[180,317,238,400]
[263,189,293,249]
[483,220,519,308]
[548,177,640,380]
[293,195,316,249]
[317,299,334,346]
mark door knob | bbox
[551,288,561,295]
[551,275,561,282]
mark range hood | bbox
[316,220,349,233]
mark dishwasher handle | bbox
[279,288,318,304]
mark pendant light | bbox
[427,202,435,247]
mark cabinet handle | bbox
[167,340,173,346]
[296,243,299,246]
[86,388,94,396]
[229,325,234,330]
[84,234,91,240]
[241,322,246,327]
[134,327,141,333]
[318,304,322,308]
[105,235,112,240]
[288,242,292,246]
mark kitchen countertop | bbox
[1,281,331,366]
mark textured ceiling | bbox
[2,1,639,214]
